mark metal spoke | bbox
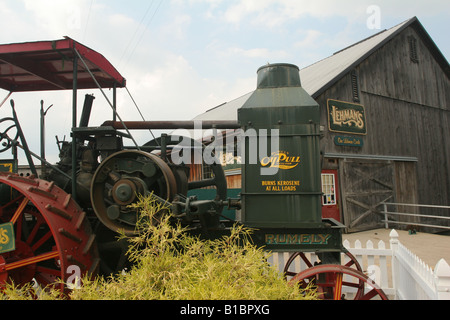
[333,272,343,300]
[5,251,59,271]
[10,197,29,224]
[30,231,53,252]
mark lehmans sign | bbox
[327,99,367,135]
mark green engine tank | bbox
[238,63,323,228]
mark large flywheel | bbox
[0,172,99,291]
[91,150,178,236]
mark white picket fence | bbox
[268,229,450,300]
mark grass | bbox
[1,196,317,300]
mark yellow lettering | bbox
[318,234,332,244]
[332,105,365,129]
[260,151,301,170]
[265,233,333,245]
[277,234,286,243]
[265,234,275,244]
[300,234,311,244]
[0,228,9,245]
[287,234,298,244]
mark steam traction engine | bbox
[0,38,387,299]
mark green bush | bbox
[2,196,317,300]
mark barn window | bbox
[409,36,419,63]
[351,70,360,102]
[321,173,337,206]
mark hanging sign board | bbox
[327,99,367,135]
[334,136,364,148]
[0,160,17,173]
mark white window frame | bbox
[321,173,337,206]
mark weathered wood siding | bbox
[315,25,449,230]
[224,173,241,189]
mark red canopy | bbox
[0,37,126,92]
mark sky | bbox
[0,0,448,164]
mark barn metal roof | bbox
[0,36,126,92]
[193,17,449,122]
[299,18,411,98]
[301,16,449,98]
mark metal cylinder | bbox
[257,63,301,88]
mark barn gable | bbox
[302,17,449,99]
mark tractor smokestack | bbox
[256,63,301,89]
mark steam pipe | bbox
[101,120,241,130]
[79,94,95,128]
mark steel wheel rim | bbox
[0,173,98,291]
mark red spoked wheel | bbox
[0,173,99,292]
[283,251,363,277]
[283,252,316,278]
[290,264,388,300]
[283,251,365,299]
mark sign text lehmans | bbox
[327,99,367,135]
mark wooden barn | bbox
[192,17,450,233]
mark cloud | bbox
[122,52,253,122]
[22,0,91,38]
[224,47,289,60]
[200,0,450,28]
[1,0,447,165]
[294,29,323,49]
[216,0,365,27]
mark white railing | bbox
[268,230,450,300]
[381,202,450,230]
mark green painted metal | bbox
[238,63,323,229]
[188,188,241,220]
[0,222,15,254]
[250,221,345,253]
[190,219,346,254]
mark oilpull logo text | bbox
[260,151,300,170]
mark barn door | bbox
[340,159,395,233]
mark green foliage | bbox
[1,196,317,300]
[0,282,64,300]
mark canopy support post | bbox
[71,54,78,202]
